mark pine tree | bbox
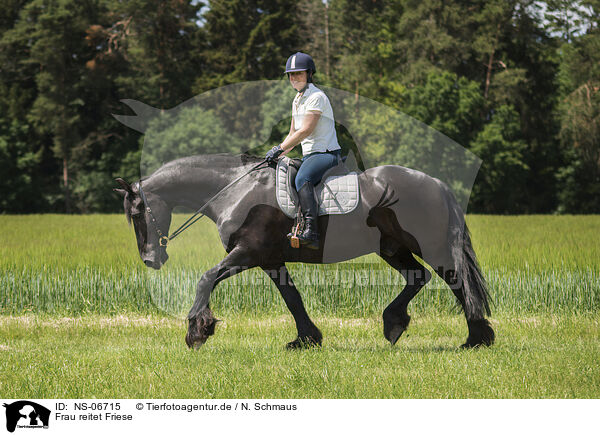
[556,23,600,212]
[2,0,104,212]
[195,0,303,92]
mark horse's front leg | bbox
[186,248,253,349]
[261,264,322,349]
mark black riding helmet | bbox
[284,52,316,83]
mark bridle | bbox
[135,182,170,247]
[134,159,269,247]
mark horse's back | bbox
[360,164,453,264]
[362,165,448,211]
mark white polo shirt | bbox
[292,83,341,155]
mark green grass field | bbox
[0,214,599,398]
[1,313,598,398]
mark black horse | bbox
[114,153,494,349]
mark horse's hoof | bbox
[186,308,220,349]
[461,319,495,349]
[387,325,406,345]
[383,311,410,345]
[460,335,495,349]
[286,336,321,350]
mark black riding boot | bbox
[289,182,320,250]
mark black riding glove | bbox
[265,145,283,163]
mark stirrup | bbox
[288,222,301,249]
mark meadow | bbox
[0,214,599,398]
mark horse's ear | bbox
[115,177,134,194]
[113,188,127,197]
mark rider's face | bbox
[289,71,308,91]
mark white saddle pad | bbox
[275,156,360,218]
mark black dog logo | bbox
[3,401,50,433]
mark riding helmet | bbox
[285,52,316,82]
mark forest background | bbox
[0,0,598,214]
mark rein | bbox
[136,159,269,247]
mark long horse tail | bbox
[442,184,491,321]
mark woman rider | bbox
[265,52,342,250]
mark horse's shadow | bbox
[321,342,461,353]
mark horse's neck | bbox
[145,156,257,220]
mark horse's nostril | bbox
[144,259,161,269]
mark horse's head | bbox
[114,178,170,269]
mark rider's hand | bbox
[265,145,283,163]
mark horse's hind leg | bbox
[379,248,432,345]
[433,258,495,348]
[261,264,322,349]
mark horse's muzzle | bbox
[142,251,168,270]
[144,259,162,269]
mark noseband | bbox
[133,159,269,247]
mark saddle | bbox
[275,155,360,218]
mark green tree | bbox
[74,0,205,211]
[393,0,473,86]
[0,117,45,213]
[0,0,48,212]
[543,0,597,42]
[195,0,303,92]
[108,0,205,109]
[470,105,529,213]
[556,28,600,212]
[502,2,561,212]
[1,0,106,212]
[400,71,485,147]
[140,106,243,175]
[328,0,403,105]
[297,0,332,82]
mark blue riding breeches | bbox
[295,150,341,191]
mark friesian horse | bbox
[114,153,494,349]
